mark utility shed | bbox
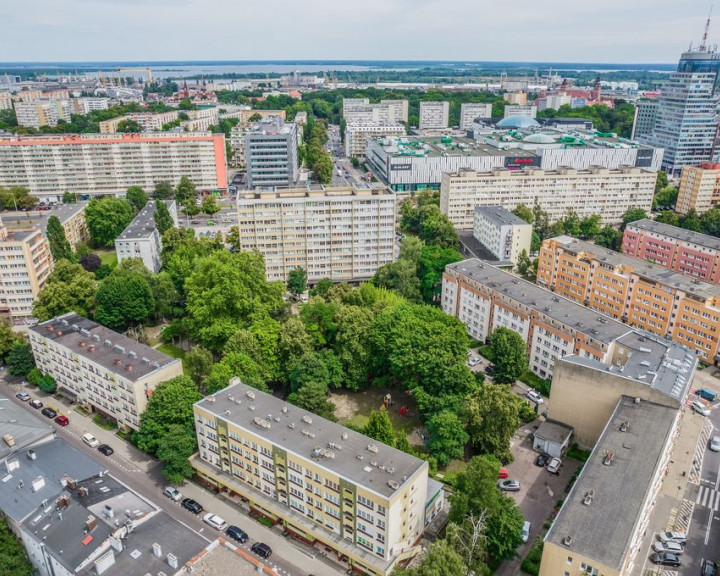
[533,420,573,458]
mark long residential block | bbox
[36,201,89,250]
[0,132,227,200]
[237,185,396,283]
[675,163,720,214]
[191,380,445,576]
[538,235,720,363]
[115,200,177,273]
[28,313,183,431]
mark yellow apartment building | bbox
[675,163,720,214]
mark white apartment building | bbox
[237,186,397,282]
[71,97,110,114]
[98,111,180,133]
[418,101,449,129]
[37,201,90,250]
[28,313,183,431]
[537,93,572,111]
[459,103,493,129]
[473,206,532,265]
[180,107,220,132]
[345,123,406,158]
[0,132,227,200]
[440,166,656,229]
[504,105,537,118]
[0,92,12,110]
[115,200,178,273]
[14,99,72,128]
[191,380,444,576]
[343,99,409,124]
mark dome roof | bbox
[522,133,556,144]
[497,115,541,129]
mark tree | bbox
[426,410,468,466]
[310,277,333,298]
[0,521,33,576]
[277,317,313,379]
[653,185,678,210]
[394,539,467,576]
[201,195,220,216]
[516,249,531,277]
[364,407,396,447]
[225,226,240,251]
[153,181,174,200]
[46,215,74,262]
[680,209,702,232]
[178,98,197,110]
[465,384,521,463]
[621,208,648,231]
[33,260,97,321]
[85,197,134,247]
[154,200,174,235]
[579,214,602,239]
[156,424,197,483]
[418,244,463,303]
[595,225,622,251]
[116,119,142,133]
[313,154,333,184]
[487,327,528,384]
[700,208,720,237]
[62,191,77,204]
[655,210,680,226]
[126,186,148,212]
[655,170,668,193]
[184,346,214,387]
[79,253,102,273]
[300,299,338,346]
[560,209,581,237]
[288,351,331,392]
[0,321,19,361]
[95,271,155,329]
[37,373,57,394]
[287,380,336,420]
[132,376,202,456]
[248,113,263,122]
[512,203,534,224]
[7,340,35,376]
[333,305,373,390]
[446,512,489,576]
[175,176,196,206]
[287,267,308,297]
[373,259,423,303]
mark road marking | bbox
[706,509,714,545]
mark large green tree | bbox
[277,317,313,379]
[487,327,528,384]
[201,195,220,216]
[394,540,467,576]
[153,181,174,200]
[33,260,97,321]
[464,384,521,463]
[287,267,308,297]
[46,215,74,262]
[364,406,397,447]
[125,186,148,212]
[154,200,174,235]
[0,186,37,211]
[85,197,134,247]
[373,259,423,303]
[334,305,374,390]
[0,321,20,362]
[7,340,35,376]
[157,424,200,483]
[184,346,214,387]
[203,352,270,394]
[426,410,469,466]
[287,380,336,420]
[175,176,196,206]
[95,271,155,329]
[0,521,33,576]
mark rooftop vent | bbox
[246,390,255,400]
[61,319,69,327]
[282,406,288,414]
[141,357,150,365]
[302,415,313,424]
[356,454,364,460]
[87,345,95,352]
[113,345,125,353]
[387,480,399,490]
[114,359,122,366]
[253,417,271,429]
[562,536,573,547]
[328,442,342,450]
[603,450,614,466]
[78,341,86,348]
[582,490,595,506]
[288,423,295,429]
[92,334,101,342]
[367,444,379,453]
[124,364,133,372]
[104,340,112,347]
[128,351,137,359]
[619,421,629,432]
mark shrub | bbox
[520,538,544,576]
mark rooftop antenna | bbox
[700,5,714,52]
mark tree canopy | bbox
[487,327,528,384]
[85,197,135,247]
[46,215,74,262]
[33,260,97,321]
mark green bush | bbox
[520,370,551,397]
[520,538,544,576]
[27,368,43,386]
[37,375,56,394]
[567,443,591,462]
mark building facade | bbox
[503,104,537,118]
[630,99,659,139]
[245,118,299,188]
[472,206,532,265]
[0,91,13,110]
[236,186,396,282]
[345,123,406,158]
[71,97,110,114]
[14,99,72,128]
[115,200,177,273]
[459,103,493,129]
[537,236,720,363]
[99,111,179,133]
[440,166,656,229]
[418,101,449,129]
[675,163,720,214]
[343,99,409,125]
[28,313,183,431]
[191,380,442,576]
[503,92,528,105]
[0,132,227,200]
[37,201,90,250]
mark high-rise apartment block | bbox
[99,111,179,133]
[675,163,720,213]
[622,218,720,283]
[630,98,659,139]
[115,200,177,273]
[537,235,720,363]
[245,118,299,189]
[345,123,405,158]
[191,380,444,576]
[71,97,110,114]
[14,99,72,128]
[503,92,528,106]
[0,133,227,200]
[0,216,52,325]
[537,93,572,111]
[418,101,449,129]
[503,105,537,118]
[28,313,183,431]
[236,186,396,282]
[0,92,12,110]
[472,206,532,265]
[459,103,493,129]
[440,166,656,229]
[342,99,408,124]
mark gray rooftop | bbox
[373,135,533,159]
[0,396,55,462]
[445,259,632,344]
[534,420,573,445]
[29,313,180,382]
[117,200,161,241]
[185,541,260,576]
[36,201,88,230]
[474,206,531,228]
[549,236,720,301]
[546,396,677,571]
[197,381,427,499]
[627,218,720,252]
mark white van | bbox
[521,521,531,543]
[82,433,99,448]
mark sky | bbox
[0,0,716,63]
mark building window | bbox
[566,557,573,566]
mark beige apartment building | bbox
[0,92,11,111]
[537,236,720,363]
[14,99,72,129]
[28,313,183,431]
[237,186,397,283]
[345,123,406,158]
[440,166,657,229]
[191,380,444,576]
[675,163,720,214]
[37,201,89,250]
[99,111,179,133]
[0,217,52,325]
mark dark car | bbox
[535,453,551,467]
[650,552,681,567]
[226,525,248,543]
[181,498,203,515]
[251,542,272,559]
[29,399,43,409]
[41,407,57,419]
[702,560,718,576]
[97,444,114,456]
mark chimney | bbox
[125,364,133,372]
[3,434,15,447]
[85,515,97,532]
[79,341,86,348]
[114,359,122,366]
[152,543,162,557]
[166,553,178,569]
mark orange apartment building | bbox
[537,236,720,363]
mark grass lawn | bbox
[436,459,468,484]
[93,248,117,267]
[156,343,189,372]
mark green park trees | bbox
[154,200,174,235]
[125,186,148,212]
[487,327,528,384]
[33,260,96,321]
[85,197,134,247]
[46,215,74,262]
[287,267,307,298]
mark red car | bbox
[54,415,69,427]
[498,468,509,479]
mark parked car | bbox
[649,552,681,567]
[15,391,30,402]
[547,457,562,474]
[82,433,100,448]
[467,357,481,367]
[164,486,183,502]
[692,400,711,417]
[526,390,544,404]
[498,468,509,479]
[226,525,249,543]
[251,543,272,559]
[657,531,687,545]
[521,521,531,543]
[701,559,718,576]
[54,415,69,426]
[41,407,57,419]
[181,498,203,514]
[497,479,521,492]
[535,453,551,467]
[710,435,720,452]
[97,444,114,456]
[29,399,43,409]
[203,513,228,531]
[652,541,683,555]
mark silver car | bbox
[692,400,711,417]
[652,541,683,555]
[710,436,720,452]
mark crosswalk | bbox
[695,485,720,511]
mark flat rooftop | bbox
[474,126,655,151]
[445,259,632,344]
[185,540,267,576]
[548,236,720,302]
[238,184,394,201]
[372,135,533,159]
[627,218,720,252]
[0,395,55,463]
[196,381,427,499]
[546,396,677,571]
[36,201,88,228]
[117,200,161,241]
[474,206,530,227]
[29,313,180,382]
